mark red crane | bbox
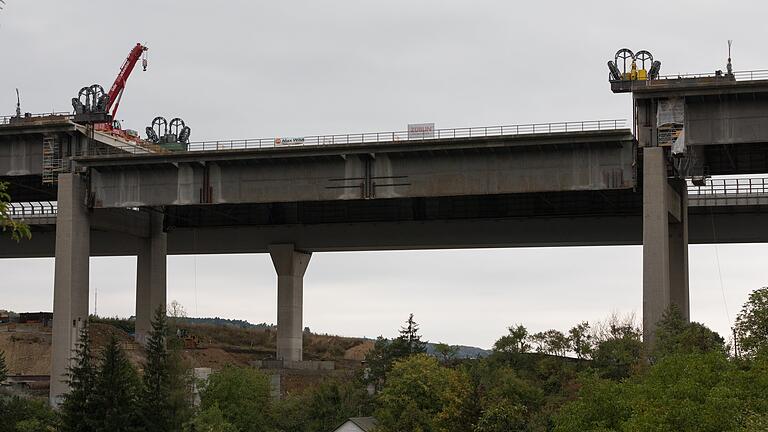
[107,43,148,119]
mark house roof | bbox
[334,417,377,432]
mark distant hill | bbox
[425,343,491,359]
[180,316,274,330]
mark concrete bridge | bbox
[2,74,768,405]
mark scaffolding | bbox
[42,135,62,184]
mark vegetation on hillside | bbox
[2,286,768,431]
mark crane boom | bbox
[107,43,148,118]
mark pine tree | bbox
[60,325,95,432]
[140,306,173,432]
[398,313,427,354]
[90,334,141,432]
[141,306,193,432]
[0,349,8,383]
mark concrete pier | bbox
[269,244,312,362]
[134,210,167,345]
[642,147,689,348]
[50,173,91,406]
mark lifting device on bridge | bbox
[608,48,661,82]
[71,42,148,133]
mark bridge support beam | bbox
[642,147,689,349]
[50,173,91,407]
[269,244,312,362]
[135,210,167,345]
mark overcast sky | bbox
[1,1,767,348]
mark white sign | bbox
[274,137,305,146]
[408,123,435,139]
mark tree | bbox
[474,401,528,432]
[60,325,95,432]
[0,349,7,383]
[654,306,725,359]
[590,320,643,380]
[89,334,141,432]
[568,321,592,359]
[735,287,768,358]
[364,314,428,386]
[0,181,30,242]
[434,342,460,363]
[188,403,238,432]
[375,354,472,432]
[0,396,57,432]
[538,330,569,356]
[140,306,189,432]
[398,313,427,354]
[493,325,530,354]
[199,366,273,432]
[274,378,373,432]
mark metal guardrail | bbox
[657,69,768,81]
[688,178,768,197]
[0,112,73,125]
[7,202,58,220]
[168,119,628,153]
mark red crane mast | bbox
[107,43,148,119]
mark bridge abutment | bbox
[135,210,167,345]
[269,244,311,362]
[642,147,689,348]
[50,173,91,407]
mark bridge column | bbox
[50,173,91,407]
[135,210,167,345]
[642,147,689,348]
[269,244,311,362]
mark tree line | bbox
[2,287,768,431]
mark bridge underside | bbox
[2,190,766,258]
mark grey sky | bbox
[1,1,767,348]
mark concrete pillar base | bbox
[269,244,311,362]
[50,173,90,407]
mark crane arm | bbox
[107,43,148,118]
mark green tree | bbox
[0,181,30,242]
[89,335,141,432]
[140,306,186,432]
[735,287,768,358]
[654,306,725,359]
[375,354,472,432]
[591,322,642,380]
[398,313,427,354]
[188,403,238,432]
[274,378,372,432]
[199,366,272,432]
[568,321,592,359]
[433,342,459,363]
[60,325,95,432]
[0,396,57,432]
[493,325,530,354]
[364,314,428,386]
[474,401,527,432]
[537,330,569,356]
[0,349,7,383]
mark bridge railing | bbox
[0,112,73,125]
[656,69,768,82]
[688,177,768,197]
[179,119,628,153]
[7,201,58,220]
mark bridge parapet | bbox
[80,119,627,156]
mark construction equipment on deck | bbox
[72,43,148,127]
[146,115,191,151]
[608,48,661,82]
